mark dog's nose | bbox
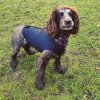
[65,20,72,25]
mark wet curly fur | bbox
[47,6,79,38]
[11,6,79,90]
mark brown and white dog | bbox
[11,6,79,90]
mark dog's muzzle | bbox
[60,19,74,30]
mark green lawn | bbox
[0,0,100,100]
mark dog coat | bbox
[22,26,65,55]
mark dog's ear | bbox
[69,7,80,34]
[47,9,59,38]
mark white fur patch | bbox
[59,9,71,14]
[59,9,74,30]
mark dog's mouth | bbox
[60,25,73,30]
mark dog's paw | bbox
[35,81,45,90]
[54,66,67,74]
[12,68,17,72]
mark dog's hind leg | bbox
[11,26,25,71]
[11,47,20,72]
[23,43,35,55]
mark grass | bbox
[0,0,100,99]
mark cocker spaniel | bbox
[11,6,79,90]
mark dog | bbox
[11,6,79,90]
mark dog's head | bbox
[47,6,79,38]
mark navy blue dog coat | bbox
[22,26,65,55]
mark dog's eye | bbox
[60,12,64,16]
[68,12,72,17]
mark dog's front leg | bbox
[54,56,66,74]
[35,50,52,90]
